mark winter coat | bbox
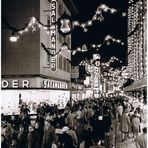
[42,125,56,148]
[132,116,140,132]
[120,113,130,133]
[26,131,40,148]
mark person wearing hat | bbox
[42,117,56,148]
[67,126,78,148]
[16,124,27,148]
[60,126,74,148]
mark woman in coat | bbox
[132,111,140,138]
[119,111,130,142]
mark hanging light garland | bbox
[72,35,124,55]
[40,33,124,57]
[72,4,117,32]
[9,16,57,42]
[41,42,71,57]
[79,55,121,67]
[5,3,117,41]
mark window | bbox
[59,34,63,43]
[47,54,51,65]
[59,3,63,16]
[47,16,50,26]
[66,36,71,47]
[67,60,71,73]
[64,58,66,71]
[59,55,62,70]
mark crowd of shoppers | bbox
[1,98,147,148]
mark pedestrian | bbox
[17,124,27,148]
[116,103,123,121]
[135,127,147,148]
[60,126,74,148]
[67,126,78,148]
[42,117,56,148]
[1,135,9,148]
[119,111,130,142]
[26,125,40,148]
[132,111,141,138]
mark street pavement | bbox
[116,133,137,148]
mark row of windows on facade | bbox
[48,54,71,73]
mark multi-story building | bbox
[125,0,147,100]
[1,0,78,114]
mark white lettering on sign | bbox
[50,0,57,72]
[42,80,68,89]
[1,80,30,88]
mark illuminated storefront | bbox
[1,89,70,115]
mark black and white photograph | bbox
[1,0,147,147]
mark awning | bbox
[124,75,147,92]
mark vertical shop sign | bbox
[50,0,57,72]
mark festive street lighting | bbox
[58,13,72,36]
[10,32,19,42]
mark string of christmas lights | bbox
[72,4,117,32]
[4,4,117,41]
[41,42,71,57]
[40,34,124,57]
[72,35,124,55]
[79,55,121,66]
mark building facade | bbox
[1,0,78,114]
[127,0,147,79]
[125,0,147,101]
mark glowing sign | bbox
[50,0,57,72]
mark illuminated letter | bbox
[22,80,30,88]
[1,80,9,88]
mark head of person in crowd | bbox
[62,126,69,133]
[44,117,52,131]
[92,138,99,146]
[35,122,40,130]
[124,110,128,115]
[1,120,7,127]
[3,126,11,135]
[11,113,15,121]
[28,125,35,133]
[143,127,147,134]
[19,124,25,133]
[10,139,17,147]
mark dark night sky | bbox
[71,0,128,67]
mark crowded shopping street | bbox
[1,0,147,147]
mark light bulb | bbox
[44,26,48,30]
[87,21,92,26]
[10,35,19,42]
[18,31,23,34]
[31,17,36,24]
[110,9,117,14]
[84,28,88,32]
